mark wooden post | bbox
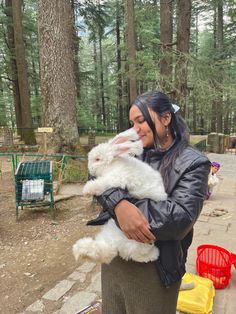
[3,127,13,147]
[37,127,53,154]
[88,130,96,150]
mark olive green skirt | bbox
[101,256,180,314]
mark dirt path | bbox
[0,172,100,314]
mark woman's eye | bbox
[137,118,145,124]
[129,118,145,126]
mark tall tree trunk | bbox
[175,0,192,118]
[211,1,224,133]
[93,36,100,126]
[121,16,130,130]
[94,0,106,127]
[199,113,204,135]
[195,8,199,56]
[5,0,22,133]
[124,0,137,105]
[0,76,7,125]
[98,31,106,126]
[30,51,39,97]
[160,0,173,91]
[38,0,79,153]
[116,0,123,132]
[12,0,36,144]
[216,0,223,133]
[192,96,197,133]
[122,61,129,128]
[93,37,100,125]
[192,8,199,133]
[211,4,217,132]
[31,55,41,126]
[71,0,80,99]
[224,95,230,134]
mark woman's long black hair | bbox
[133,91,189,190]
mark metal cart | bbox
[15,160,54,219]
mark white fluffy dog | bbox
[73,128,167,264]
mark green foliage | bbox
[0,0,40,127]
[0,0,236,135]
[53,158,88,184]
[62,159,88,184]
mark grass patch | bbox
[53,158,88,184]
[80,134,114,145]
[190,135,207,145]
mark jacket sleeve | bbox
[139,160,211,241]
[96,159,210,241]
[95,187,132,218]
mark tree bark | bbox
[71,0,80,100]
[216,0,223,133]
[93,36,101,124]
[195,8,199,56]
[175,0,192,118]
[124,0,137,105]
[211,3,217,132]
[0,76,7,125]
[98,31,106,126]
[160,0,173,91]
[5,0,22,132]
[211,1,224,133]
[38,0,79,153]
[12,0,36,144]
[192,96,197,134]
[116,0,124,132]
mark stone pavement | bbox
[186,152,236,314]
[21,153,236,314]
[21,261,101,314]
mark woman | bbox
[94,91,211,314]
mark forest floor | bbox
[0,170,100,314]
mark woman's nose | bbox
[133,123,140,133]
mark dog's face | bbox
[88,143,113,177]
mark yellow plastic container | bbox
[177,273,215,314]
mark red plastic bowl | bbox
[196,244,234,289]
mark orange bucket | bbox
[196,244,236,289]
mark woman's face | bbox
[129,105,172,148]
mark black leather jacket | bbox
[88,146,211,287]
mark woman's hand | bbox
[114,200,156,243]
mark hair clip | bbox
[172,104,180,113]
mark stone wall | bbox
[207,133,230,153]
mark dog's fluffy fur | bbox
[73,128,167,264]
